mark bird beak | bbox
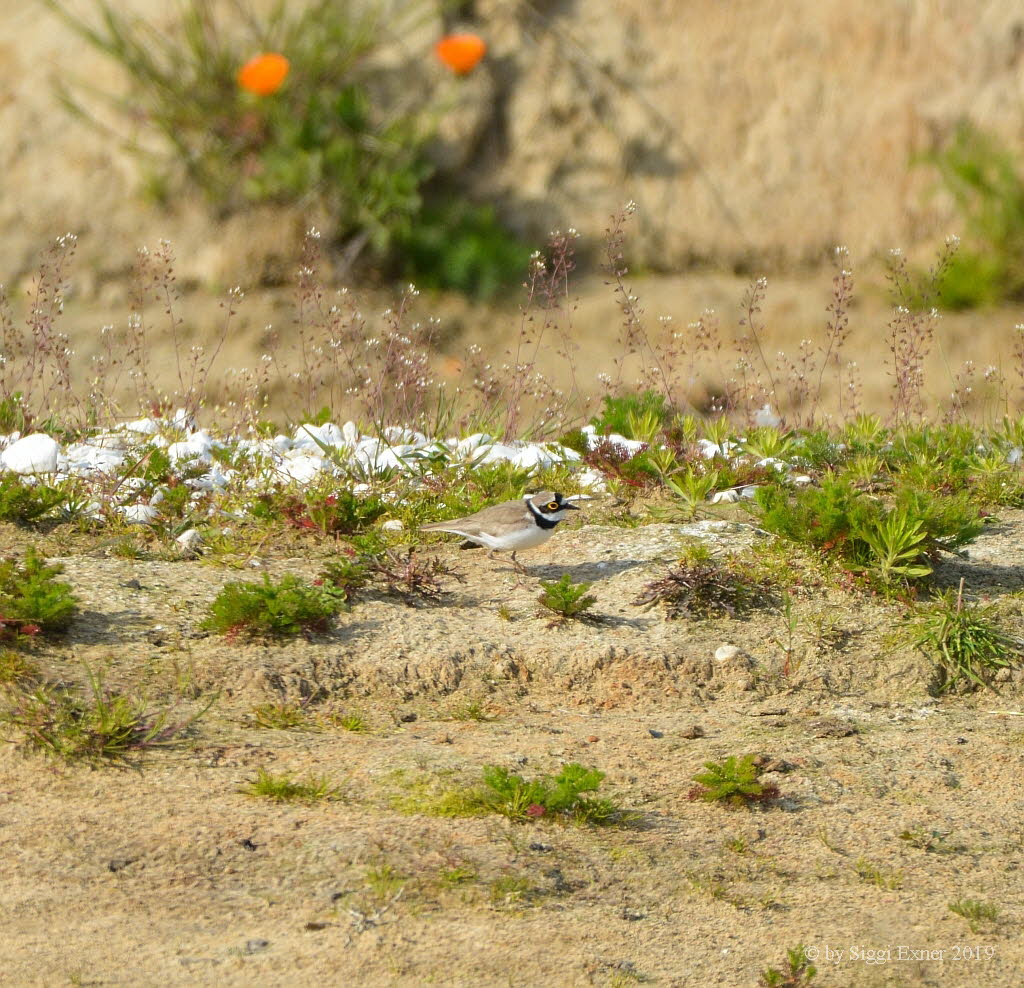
[563,501,581,510]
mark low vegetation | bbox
[0,664,206,764]
[392,762,629,825]
[688,755,782,808]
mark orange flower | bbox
[434,33,487,75]
[237,53,290,96]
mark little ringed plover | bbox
[420,491,579,572]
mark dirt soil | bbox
[2,507,1024,987]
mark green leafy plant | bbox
[759,946,817,987]
[254,486,387,536]
[202,573,345,638]
[687,754,780,808]
[852,506,932,582]
[240,767,340,803]
[0,665,206,763]
[0,547,78,638]
[316,553,372,602]
[755,476,983,585]
[590,390,671,438]
[907,582,1021,694]
[537,573,598,622]
[661,466,720,520]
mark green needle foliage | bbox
[203,573,346,638]
[537,573,598,621]
[0,474,67,525]
[0,547,78,638]
[908,585,1021,694]
[393,762,627,825]
[688,754,780,808]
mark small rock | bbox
[648,728,664,739]
[120,503,159,525]
[586,735,599,743]
[1,433,59,474]
[398,712,417,723]
[175,528,203,556]
[528,842,552,853]
[710,489,741,504]
[620,908,646,921]
[243,939,269,955]
[381,519,404,532]
[714,644,750,665]
[680,725,706,739]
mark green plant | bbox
[394,200,533,299]
[0,650,40,686]
[755,476,983,585]
[948,897,1000,931]
[0,547,78,638]
[633,548,774,619]
[248,700,316,731]
[317,553,372,602]
[661,466,720,520]
[473,763,620,824]
[448,700,493,722]
[270,486,388,536]
[46,0,527,296]
[240,767,340,803]
[853,856,903,890]
[332,711,369,732]
[591,390,670,438]
[202,573,345,637]
[0,665,206,763]
[394,762,627,825]
[852,506,932,582]
[741,426,796,461]
[687,755,780,808]
[537,573,598,622]
[365,862,404,900]
[907,583,1021,694]
[897,828,963,854]
[759,946,817,987]
[924,121,1024,308]
[0,474,67,525]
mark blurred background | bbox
[4,0,1024,421]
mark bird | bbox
[420,491,580,574]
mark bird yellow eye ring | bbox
[547,501,559,511]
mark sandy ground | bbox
[2,508,1023,987]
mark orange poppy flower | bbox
[237,53,290,96]
[435,33,487,75]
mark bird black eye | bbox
[547,501,559,511]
